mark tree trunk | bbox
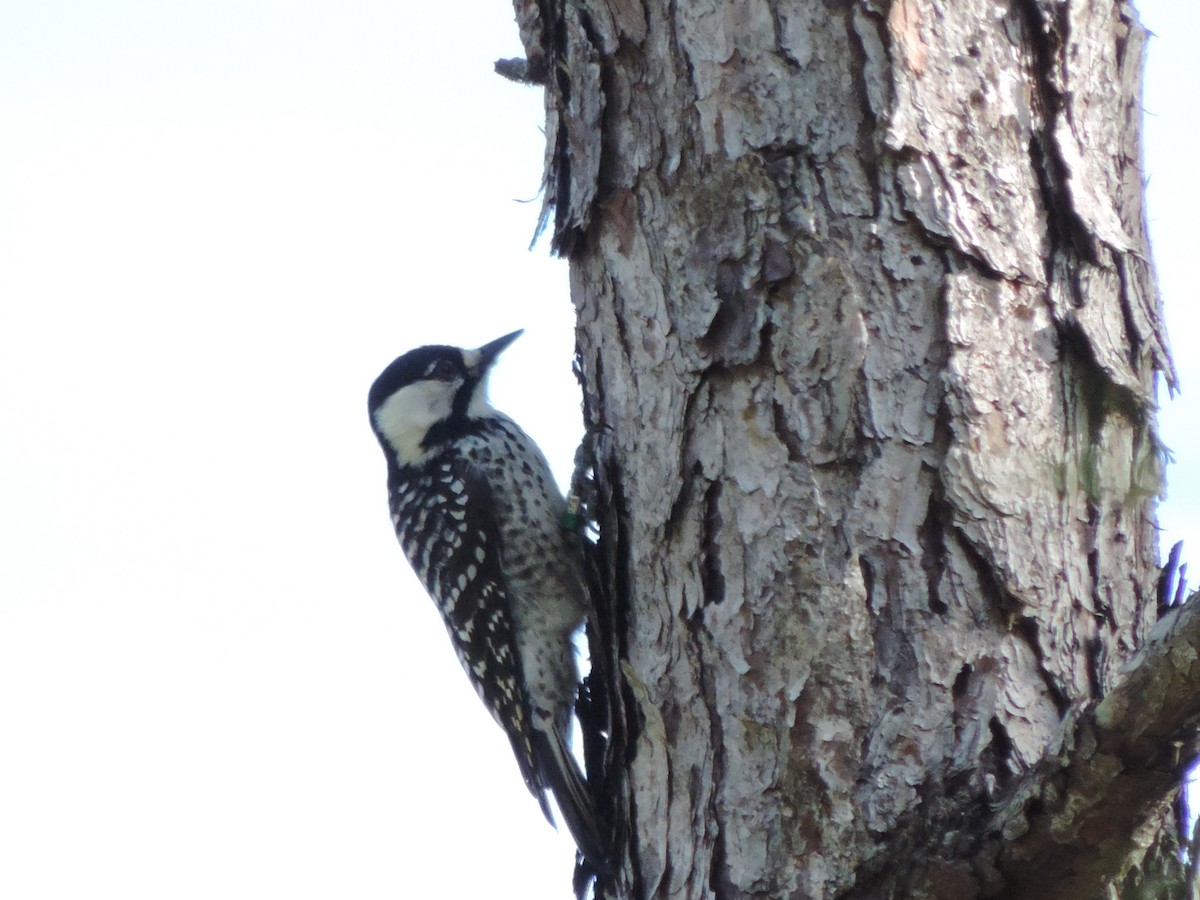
[508,1,1195,897]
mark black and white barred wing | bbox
[387,454,552,823]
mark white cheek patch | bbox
[374,379,458,464]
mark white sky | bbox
[0,3,1195,898]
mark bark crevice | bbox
[509,0,1188,895]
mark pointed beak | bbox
[471,329,524,374]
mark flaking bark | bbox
[504,0,1191,897]
[993,593,1200,898]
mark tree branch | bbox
[996,595,1200,898]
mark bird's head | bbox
[369,329,523,466]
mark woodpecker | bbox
[368,330,605,868]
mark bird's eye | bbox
[425,359,458,381]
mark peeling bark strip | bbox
[992,594,1200,899]
[506,0,1187,897]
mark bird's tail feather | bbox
[534,727,609,874]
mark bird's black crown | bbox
[367,345,468,416]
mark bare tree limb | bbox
[997,595,1200,898]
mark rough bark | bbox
[506,0,1189,897]
[992,591,1200,898]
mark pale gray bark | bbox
[507,1,1190,897]
[993,592,1200,898]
